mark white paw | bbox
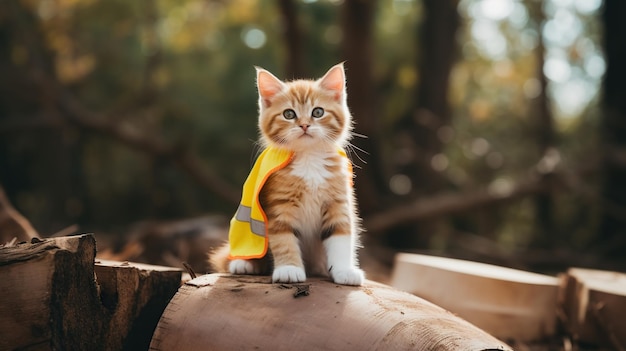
[229,259,258,275]
[272,265,306,283]
[330,266,364,286]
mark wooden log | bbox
[0,234,182,351]
[390,253,559,342]
[150,274,511,351]
[94,259,183,350]
[559,267,626,349]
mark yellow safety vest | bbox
[228,146,351,259]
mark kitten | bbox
[211,63,364,286]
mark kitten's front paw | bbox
[330,266,364,286]
[272,265,306,283]
[229,259,259,275]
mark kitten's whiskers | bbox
[345,141,368,169]
[350,131,368,140]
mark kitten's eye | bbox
[312,107,324,118]
[283,109,297,120]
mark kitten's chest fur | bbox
[289,151,336,190]
[289,151,343,228]
[262,149,347,235]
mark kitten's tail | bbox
[208,243,230,273]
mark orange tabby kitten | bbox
[211,63,364,286]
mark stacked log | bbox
[559,268,626,349]
[0,234,181,351]
[3,234,625,350]
[391,253,560,342]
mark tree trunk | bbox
[340,0,387,216]
[388,0,460,247]
[394,0,459,197]
[528,1,557,249]
[277,0,306,79]
[599,0,626,259]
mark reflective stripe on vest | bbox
[234,204,265,237]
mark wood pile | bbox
[2,233,625,350]
[1,234,513,350]
[391,253,626,349]
[560,268,626,349]
[0,234,181,351]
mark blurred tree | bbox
[394,0,459,197]
[340,0,387,216]
[0,0,81,232]
[277,0,306,78]
[599,0,626,257]
[527,0,556,249]
[386,0,460,248]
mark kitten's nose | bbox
[300,124,310,132]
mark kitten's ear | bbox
[256,67,285,108]
[319,63,346,101]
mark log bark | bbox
[0,234,181,351]
[390,253,559,342]
[559,268,626,350]
[150,274,511,351]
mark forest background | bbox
[1,0,624,278]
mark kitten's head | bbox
[255,63,352,152]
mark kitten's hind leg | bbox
[210,243,269,275]
[324,234,364,286]
[269,233,306,283]
[229,259,264,275]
